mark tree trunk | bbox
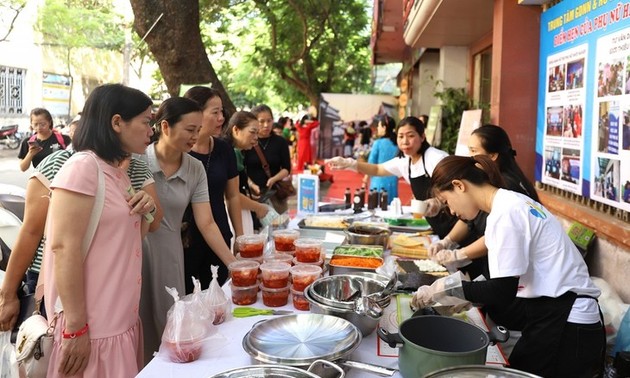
[129,0,236,114]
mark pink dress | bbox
[43,152,143,377]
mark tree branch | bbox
[0,1,26,42]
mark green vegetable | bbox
[333,245,383,258]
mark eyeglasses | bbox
[30,122,49,128]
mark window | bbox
[0,65,25,114]
[473,48,492,121]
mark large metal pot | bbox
[307,274,391,310]
[377,315,509,378]
[423,365,542,378]
[344,224,391,247]
[304,286,381,336]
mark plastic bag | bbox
[201,266,231,325]
[158,286,214,363]
[613,307,630,355]
[0,331,18,378]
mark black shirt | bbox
[242,134,291,190]
[188,137,238,240]
[18,132,72,168]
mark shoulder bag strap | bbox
[253,144,273,179]
[35,152,105,310]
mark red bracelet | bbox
[62,323,89,339]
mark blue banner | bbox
[537,0,630,211]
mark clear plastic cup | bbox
[259,262,291,288]
[263,253,294,265]
[290,264,322,291]
[294,238,323,263]
[260,284,290,307]
[236,234,266,258]
[291,286,310,311]
[230,282,258,305]
[292,256,324,269]
[228,260,260,287]
[236,253,264,265]
[272,229,301,253]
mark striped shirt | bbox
[28,149,154,273]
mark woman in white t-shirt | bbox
[327,116,457,237]
[412,154,604,377]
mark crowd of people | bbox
[0,83,605,377]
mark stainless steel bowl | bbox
[344,224,391,247]
[307,274,391,310]
[304,287,382,336]
[242,314,361,367]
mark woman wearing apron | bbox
[326,116,457,238]
[412,155,605,377]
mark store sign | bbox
[537,0,630,211]
[42,73,71,117]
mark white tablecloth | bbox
[136,284,402,378]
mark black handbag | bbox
[253,145,295,200]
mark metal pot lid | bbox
[423,365,543,378]
[242,314,362,366]
[209,364,320,378]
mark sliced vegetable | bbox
[332,244,383,258]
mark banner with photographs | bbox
[537,1,630,211]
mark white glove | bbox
[423,198,443,217]
[260,205,279,227]
[411,271,469,310]
[432,248,471,268]
[325,157,358,171]
[428,236,459,257]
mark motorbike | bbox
[0,124,22,149]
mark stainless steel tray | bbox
[242,314,362,366]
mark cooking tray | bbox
[297,218,346,231]
[242,314,362,367]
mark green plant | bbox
[434,87,473,154]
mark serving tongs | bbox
[233,307,293,318]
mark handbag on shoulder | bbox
[253,145,295,201]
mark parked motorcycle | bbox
[0,124,21,149]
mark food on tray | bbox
[391,235,431,259]
[413,259,447,273]
[303,215,348,229]
[384,215,430,227]
[332,244,383,258]
[329,255,383,269]
[392,235,425,247]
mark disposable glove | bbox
[432,248,471,268]
[423,198,443,217]
[260,205,280,227]
[411,271,470,311]
[325,157,358,171]
[428,236,459,257]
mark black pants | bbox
[554,321,605,378]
